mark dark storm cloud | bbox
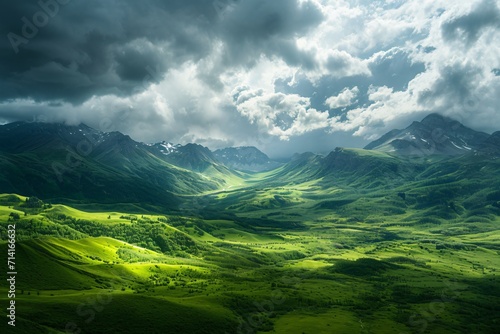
[217,0,323,68]
[441,0,500,46]
[0,0,211,103]
[0,0,323,104]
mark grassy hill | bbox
[1,186,499,333]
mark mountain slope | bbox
[150,141,181,155]
[0,236,239,333]
[2,114,499,211]
[213,146,283,172]
[162,143,221,172]
[0,122,223,209]
[270,152,323,183]
[479,131,500,156]
[365,114,490,155]
[318,148,419,189]
[157,143,247,189]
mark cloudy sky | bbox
[1,0,499,158]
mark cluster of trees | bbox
[0,219,85,240]
[22,196,44,208]
[116,248,159,263]
[49,215,202,256]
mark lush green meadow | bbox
[1,170,499,334]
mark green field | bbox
[1,149,500,333]
[1,167,499,334]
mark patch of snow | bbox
[155,142,179,155]
[450,141,465,150]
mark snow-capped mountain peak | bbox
[365,114,490,156]
[151,141,181,155]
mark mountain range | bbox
[0,114,499,210]
[0,122,219,209]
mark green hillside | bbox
[0,123,244,210]
[1,119,500,333]
[1,181,499,333]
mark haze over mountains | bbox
[213,147,283,172]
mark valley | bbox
[1,115,500,333]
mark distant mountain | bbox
[0,121,104,153]
[318,148,424,189]
[213,146,283,172]
[271,148,420,189]
[479,131,500,157]
[269,152,323,183]
[150,141,181,155]
[365,114,490,156]
[162,143,224,173]
[0,122,225,208]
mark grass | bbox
[44,204,167,224]
[6,292,237,334]
[1,151,500,333]
[265,309,369,334]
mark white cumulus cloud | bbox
[325,86,360,109]
[232,87,330,140]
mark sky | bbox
[1,0,500,158]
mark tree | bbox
[24,196,43,208]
